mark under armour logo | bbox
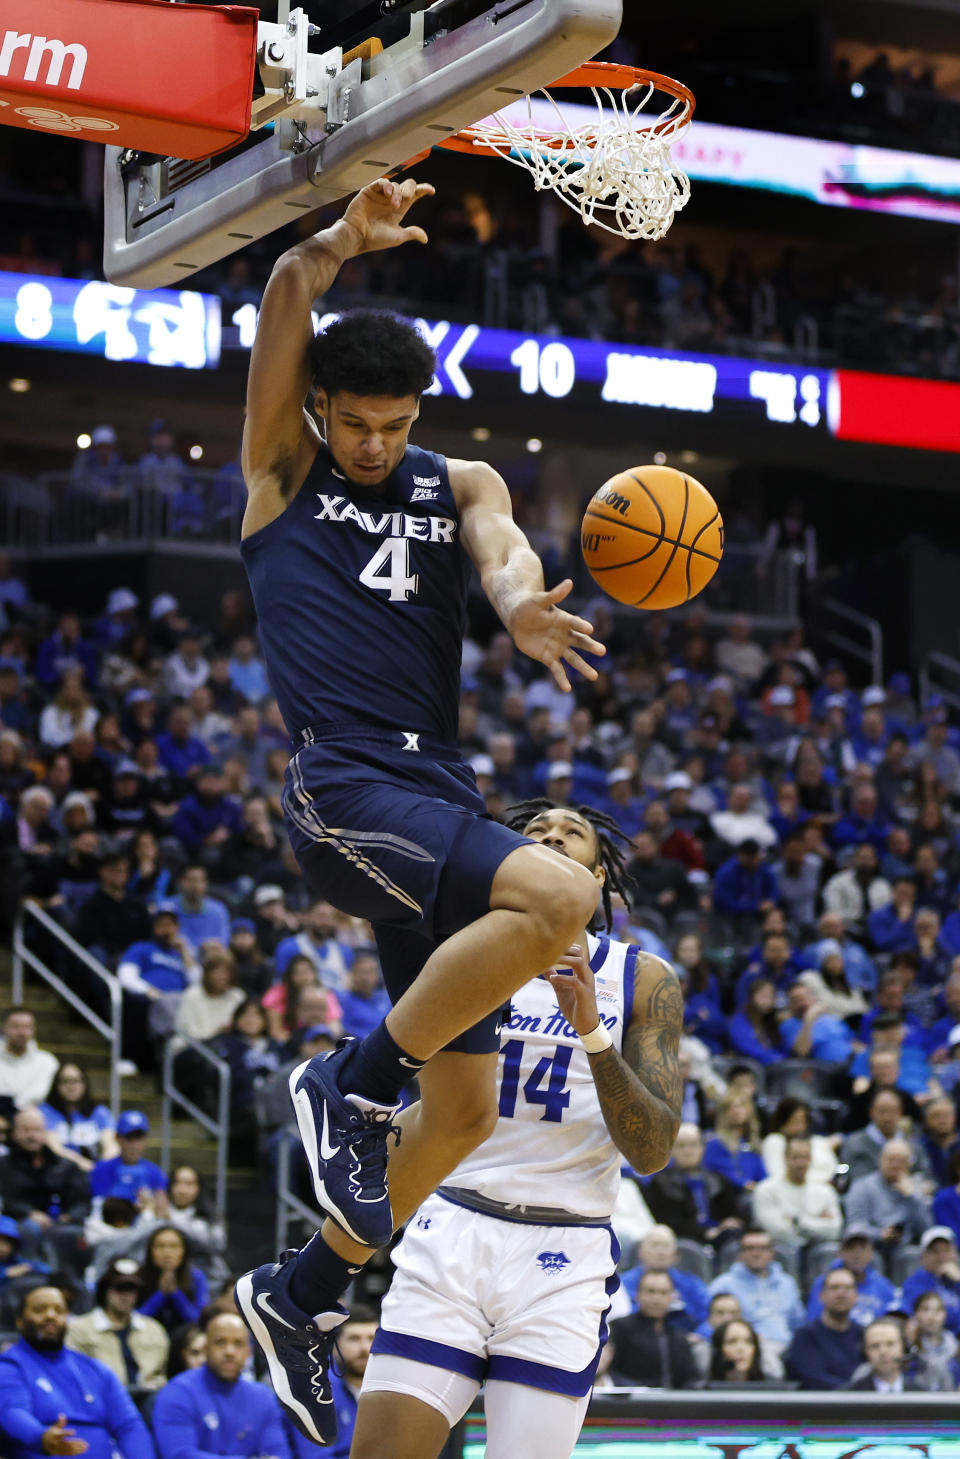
[416,1215,432,1229]
[402,732,420,752]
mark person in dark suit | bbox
[644,1123,743,1245]
[609,1270,697,1388]
[846,1317,921,1391]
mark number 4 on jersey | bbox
[359,537,419,602]
[499,1040,573,1123]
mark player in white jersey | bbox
[349,800,684,1459]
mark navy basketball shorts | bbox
[282,724,531,1053]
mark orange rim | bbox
[437,60,695,158]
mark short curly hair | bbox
[308,309,436,398]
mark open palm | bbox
[510,579,606,692]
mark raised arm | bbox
[242,177,434,537]
[450,459,605,691]
[548,947,683,1173]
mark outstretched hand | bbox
[341,177,435,256]
[508,579,606,692]
[42,1415,88,1455]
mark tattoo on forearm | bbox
[590,962,684,1174]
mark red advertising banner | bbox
[832,369,960,454]
[0,0,257,158]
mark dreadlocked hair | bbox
[503,798,633,933]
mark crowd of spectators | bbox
[3,550,960,1445]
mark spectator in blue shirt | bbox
[228,635,271,705]
[116,903,196,1072]
[155,703,210,784]
[933,1151,960,1245]
[806,1227,897,1327]
[37,1061,116,1169]
[171,763,244,858]
[618,1225,710,1333]
[138,1224,210,1336]
[703,1091,767,1190]
[784,1266,863,1389]
[868,877,919,955]
[712,841,779,927]
[734,930,800,1008]
[832,783,890,855]
[779,980,855,1064]
[707,1227,805,1350]
[851,1013,934,1099]
[154,1310,291,1456]
[728,978,782,1066]
[34,611,99,690]
[922,1098,960,1189]
[90,1110,167,1205]
[173,864,231,954]
[275,899,355,991]
[901,1228,960,1335]
[801,912,878,994]
[0,1284,155,1459]
[338,949,391,1042]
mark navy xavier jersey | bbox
[240,443,472,740]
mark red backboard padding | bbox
[0,0,258,159]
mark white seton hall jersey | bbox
[448,932,640,1220]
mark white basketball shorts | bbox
[368,1191,619,1397]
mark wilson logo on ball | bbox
[581,464,723,611]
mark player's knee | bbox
[421,1083,498,1150]
[532,860,601,951]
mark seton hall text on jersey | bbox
[505,1007,619,1041]
[313,494,457,542]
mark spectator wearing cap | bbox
[252,882,298,954]
[227,917,271,996]
[812,660,859,726]
[712,840,779,929]
[148,591,185,651]
[34,610,99,691]
[99,758,155,840]
[801,911,878,994]
[784,1265,863,1390]
[0,1212,49,1296]
[175,947,245,1042]
[171,762,243,862]
[67,1257,169,1392]
[71,421,126,497]
[117,904,196,1071]
[907,701,960,795]
[604,767,645,839]
[0,1283,156,1459]
[822,843,892,935]
[758,684,801,756]
[172,864,231,954]
[153,1310,291,1458]
[74,849,151,964]
[91,1111,167,1207]
[901,1229,960,1333]
[806,1226,897,1327]
[844,1137,931,1256]
[156,703,211,786]
[338,948,391,1042]
[0,1007,58,1109]
[93,587,140,649]
[123,686,158,747]
[139,418,191,497]
[0,1107,90,1269]
[664,769,712,842]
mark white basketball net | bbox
[466,80,692,240]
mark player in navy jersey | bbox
[234,177,610,1445]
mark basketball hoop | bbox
[437,61,695,241]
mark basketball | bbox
[580,465,724,610]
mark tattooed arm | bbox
[548,947,684,1174]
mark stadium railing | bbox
[819,597,884,684]
[920,650,960,717]
[12,899,122,1118]
[160,1034,231,1221]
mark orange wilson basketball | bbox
[581,465,724,610]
